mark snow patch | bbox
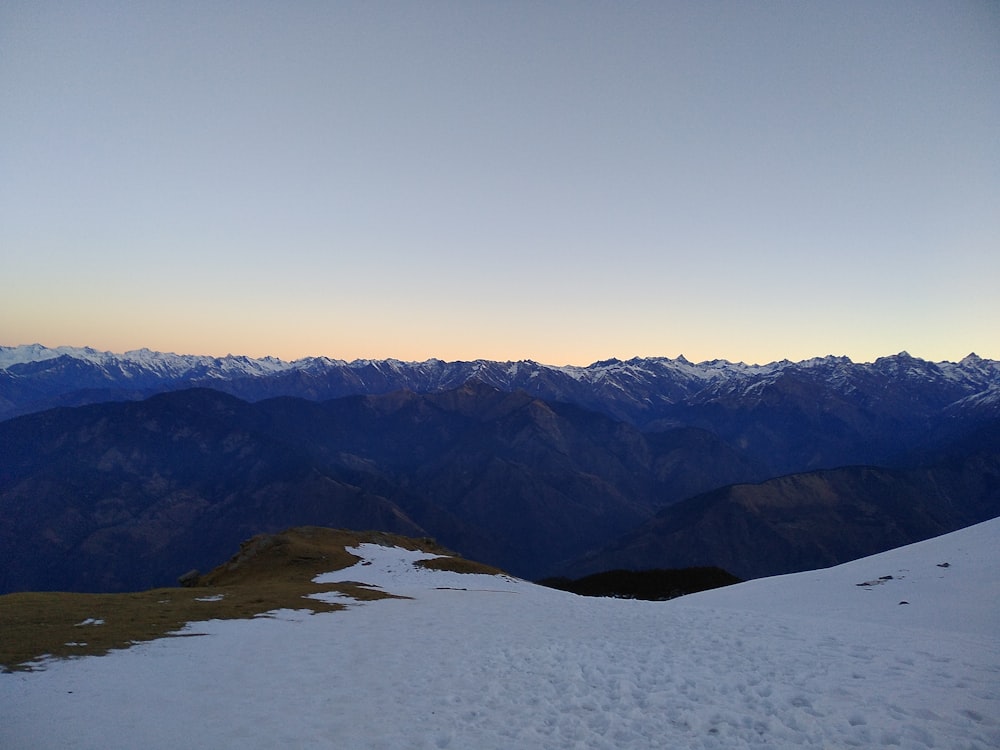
[3,521,999,749]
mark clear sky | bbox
[2,1,998,366]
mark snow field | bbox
[2,523,998,749]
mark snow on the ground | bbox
[677,514,1000,637]
[2,521,998,750]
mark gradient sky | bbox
[2,1,998,366]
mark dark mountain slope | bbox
[570,421,1000,580]
[4,350,999,481]
[0,390,426,593]
[0,385,761,593]
[250,383,763,576]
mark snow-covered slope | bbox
[2,519,997,749]
[678,511,999,637]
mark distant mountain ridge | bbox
[4,345,998,473]
[4,346,997,421]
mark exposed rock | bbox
[177,569,200,587]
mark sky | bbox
[2,1,998,366]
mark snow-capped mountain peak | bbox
[2,345,998,446]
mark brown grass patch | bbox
[415,556,507,576]
[0,526,458,672]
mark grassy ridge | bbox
[1,527,486,672]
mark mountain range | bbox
[4,346,999,463]
[1,345,998,592]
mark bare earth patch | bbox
[415,556,507,576]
